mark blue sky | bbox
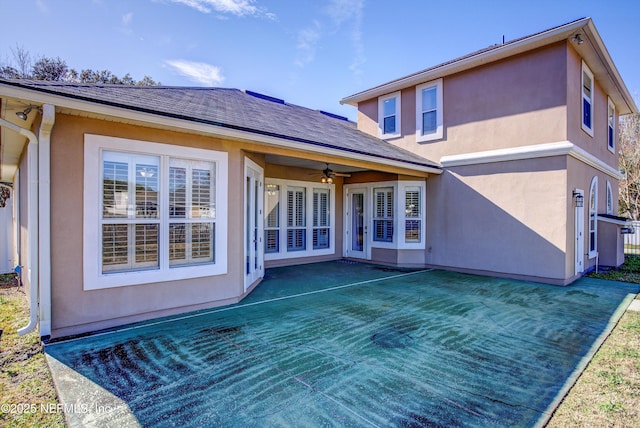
[1,0,638,121]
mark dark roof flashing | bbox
[245,90,285,104]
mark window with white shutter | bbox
[264,179,334,260]
[168,159,216,266]
[84,134,228,290]
[373,187,394,242]
[265,184,280,253]
[313,188,330,249]
[404,187,421,243]
[101,151,160,272]
[287,187,306,251]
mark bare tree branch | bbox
[619,113,640,220]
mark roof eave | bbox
[0,82,442,176]
[582,20,638,115]
[340,17,636,114]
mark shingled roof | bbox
[1,79,440,171]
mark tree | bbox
[0,46,159,85]
[32,56,69,81]
[619,113,640,220]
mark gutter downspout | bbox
[0,117,39,336]
[38,104,55,338]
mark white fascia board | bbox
[340,19,590,106]
[0,84,442,175]
[584,21,638,114]
[440,140,623,180]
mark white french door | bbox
[244,158,264,290]
[344,187,369,259]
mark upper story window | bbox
[608,98,615,152]
[415,79,443,142]
[84,134,228,290]
[606,181,613,215]
[378,91,401,138]
[582,62,594,136]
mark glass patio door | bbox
[244,158,264,290]
[345,188,368,259]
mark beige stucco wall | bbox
[357,42,569,162]
[49,115,250,337]
[49,114,378,337]
[425,156,569,283]
[566,155,621,276]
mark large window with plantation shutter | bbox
[84,134,228,290]
[264,178,335,261]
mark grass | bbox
[589,254,640,284]
[0,273,65,428]
[0,256,638,427]
[547,254,640,427]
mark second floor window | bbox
[416,79,443,141]
[378,92,401,138]
[608,98,615,152]
[582,62,594,136]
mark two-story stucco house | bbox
[340,17,637,286]
[0,17,636,339]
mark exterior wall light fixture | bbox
[572,190,584,207]
[15,105,42,121]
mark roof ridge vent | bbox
[245,90,285,105]
[319,110,349,121]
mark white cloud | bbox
[295,0,366,78]
[295,21,321,68]
[167,0,274,18]
[36,0,48,13]
[165,60,224,86]
[122,12,134,25]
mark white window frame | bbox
[606,180,613,215]
[415,79,443,142]
[344,180,426,251]
[83,134,228,290]
[312,188,331,250]
[378,91,401,139]
[588,176,598,259]
[373,187,394,243]
[582,61,594,136]
[399,181,426,248]
[607,97,615,153]
[264,183,281,254]
[264,178,335,261]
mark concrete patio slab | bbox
[45,262,640,427]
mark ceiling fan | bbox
[321,163,350,183]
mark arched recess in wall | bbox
[588,176,598,259]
